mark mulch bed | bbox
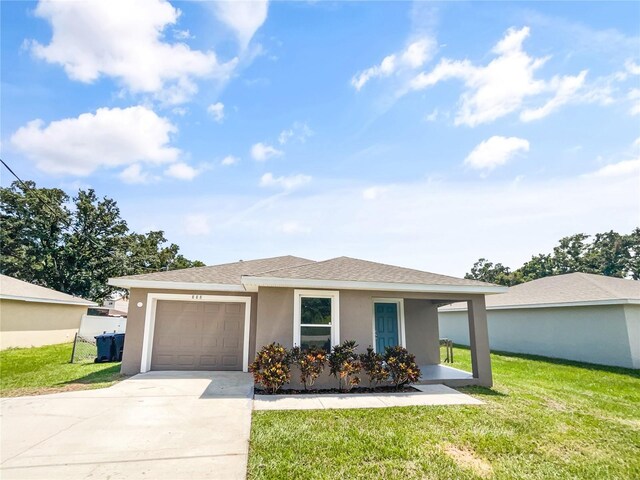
[255,385,419,395]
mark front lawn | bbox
[0,342,126,397]
[249,347,640,479]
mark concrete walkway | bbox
[253,383,483,411]
[0,371,254,480]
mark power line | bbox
[0,157,160,273]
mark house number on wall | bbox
[191,295,203,300]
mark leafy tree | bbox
[466,229,640,285]
[464,258,519,286]
[1,181,204,302]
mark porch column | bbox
[467,297,493,387]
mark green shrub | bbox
[249,343,291,394]
[328,340,361,392]
[359,347,389,388]
[383,346,421,389]
[290,346,327,390]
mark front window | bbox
[294,290,339,351]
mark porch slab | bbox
[418,364,474,384]
[253,384,482,411]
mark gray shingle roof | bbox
[0,275,96,306]
[441,272,640,310]
[111,255,314,284]
[246,256,497,287]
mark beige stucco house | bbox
[109,256,505,387]
[439,273,640,369]
[0,275,96,350]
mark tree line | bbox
[465,229,640,286]
[1,181,204,302]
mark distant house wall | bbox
[78,314,127,339]
[439,304,640,369]
[0,299,85,350]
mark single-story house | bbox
[0,274,96,350]
[439,272,640,369]
[109,256,506,387]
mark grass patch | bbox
[249,347,640,479]
[0,342,126,397]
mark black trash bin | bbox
[113,333,125,362]
[95,333,116,363]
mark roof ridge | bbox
[335,256,496,286]
[574,271,627,299]
[117,255,313,280]
[250,258,318,276]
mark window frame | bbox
[293,289,340,349]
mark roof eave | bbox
[241,276,508,294]
[440,298,640,312]
[107,278,247,292]
[0,294,97,307]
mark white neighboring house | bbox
[79,294,128,340]
[439,273,640,369]
[0,275,96,350]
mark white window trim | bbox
[140,293,252,373]
[372,298,406,353]
[293,289,340,348]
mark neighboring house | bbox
[0,275,96,350]
[108,256,505,387]
[439,273,640,369]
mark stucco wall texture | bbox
[0,299,85,350]
[121,286,492,386]
[439,304,640,369]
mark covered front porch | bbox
[370,294,492,387]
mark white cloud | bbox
[221,155,239,166]
[251,142,283,161]
[207,102,225,122]
[362,186,389,200]
[164,162,201,180]
[584,158,640,178]
[424,109,439,122]
[210,0,269,50]
[408,26,601,126]
[183,214,211,236]
[520,70,588,121]
[464,136,530,172]
[119,164,156,184]
[628,88,640,115]
[278,122,313,145]
[281,222,311,235]
[11,106,180,176]
[30,0,234,104]
[352,37,436,90]
[173,29,193,40]
[259,173,311,190]
[625,59,640,75]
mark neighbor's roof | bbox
[0,275,96,306]
[440,272,640,311]
[109,255,506,294]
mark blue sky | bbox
[1,1,639,276]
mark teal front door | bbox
[375,302,399,353]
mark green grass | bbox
[0,342,126,397]
[249,347,640,479]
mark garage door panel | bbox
[199,355,218,367]
[151,300,245,371]
[204,304,221,314]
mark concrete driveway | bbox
[0,371,254,480]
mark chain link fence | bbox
[70,333,97,363]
